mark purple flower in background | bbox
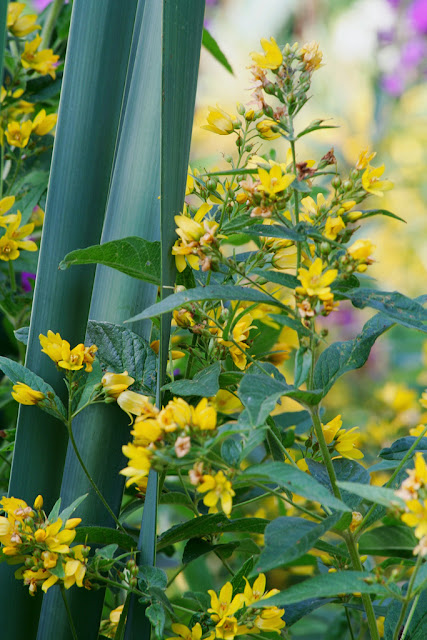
[402,39,426,66]
[409,0,427,33]
[32,0,53,9]
[21,272,36,292]
[386,0,402,6]
[382,74,405,95]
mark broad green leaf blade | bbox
[258,513,341,572]
[0,356,66,419]
[342,289,427,332]
[0,3,7,83]
[380,436,427,460]
[202,28,233,74]
[260,571,389,607]
[313,313,394,397]
[126,285,290,322]
[87,321,157,394]
[73,526,137,550]
[162,361,221,396]
[252,268,299,290]
[336,482,404,508]
[239,462,351,512]
[4,1,140,635]
[359,525,418,558]
[307,459,370,510]
[59,237,161,285]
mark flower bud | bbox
[33,495,43,510]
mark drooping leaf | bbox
[336,482,404,508]
[239,462,351,512]
[379,437,427,460]
[258,513,341,572]
[162,362,221,396]
[87,320,157,393]
[127,285,290,323]
[360,208,406,223]
[59,237,161,285]
[342,289,427,332]
[359,525,418,558]
[202,28,233,74]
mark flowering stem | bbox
[345,607,356,640]
[60,584,78,640]
[266,423,300,469]
[399,593,421,640]
[41,0,65,48]
[309,407,341,499]
[392,554,423,640]
[355,423,427,536]
[8,260,16,292]
[5,148,22,196]
[288,116,301,272]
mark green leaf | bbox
[182,538,239,564]
[145,603,165,640]
[48,498,62,523]
[60,237,161,285]
[307,459,370,510]
[336,482,404,508]
[313,312,394,397]
[13,326,29,345]
[258,571,389,607]
[239,462,351,512]
[240,223,305,242]
[360,208,406,223]
[162,362,220,396]
[202,28,233,74]
[294,349,312,388]
[238,373,286,426]
[11,170,49,224]
[359,525,418,557]
[74,526,137,551]
[0,356,66,420]
[296,120,339,139]
[252,268,299,290]
[58,494,88,524]
[139,565,168,590]
[221,438,242,467]
[231,557,254,597]
[126,285,290,322]
[86,320,157,394]
[380,437,427,460]
[157,514,269,550]
[258,513,341,572]
[342,289,427,332]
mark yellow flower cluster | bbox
[206,574,285,639]
[99,605,125,639]
[197,470,235,516]
[39,330,97,372]
[0,198,38,262]
[0,495,89,595]
[396,452,427,555]
[296,258,338,319]
[172,203,220,273]
[322,415,364,460]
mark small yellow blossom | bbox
[117,391,158,421]
[256,119,281,140]
[348,239,376,261]
[100,605,125,639]
[243,573,279,605]
[32,109,58,136]
[377,616,385,638]
[324,216,345,240]
[257,166,295,196]
[11,382,44,406]
[208,581,245,623]
[83,344,97,372]
[192,397,217,430]
[300,42,323,72]
[7,3,40,37]
[202,105,234,135]
[0,196,17,227]
[21,35,59,79]
[39,330,63,363]
[197,470,235,515]
[401,499,427,539]
[102,371,135,398]
[167,622,214,640]
[356,148,376,171]
[362,165,393,197]
[322,415,364,460]
[58,342,85,371]
[64,545,88,589]
[33,495,43,510]
[3,211,37,255]
[251,37,283,70]
[120,443,153,488]
[5,120,32,148]
[131,417,162,447]
[218,313,255,370]
[30,205,45,227]
[297,258,337,300]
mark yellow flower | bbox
[300,42,323,72]
[361,165,393,197]
[0,195,17,227]
[41,551,58,569]
[102,371,135,398]
[83,344,97,372]
[256,119,281,140]
[39,330,63,363]
[202,105,234,135]
[3,211,38,255]
[254,607,286,634]
[322,415,364,460]
[0,235,19,261]
[21,35,59,79]
[32,109,57,136]
[11,382,44,406]
[212,390,243,415]
[272,243,298,271]
[117,391,158,421]
[167,622,214,640]
[161,397,192,431]
[377,616,385,638]
[208,581,245,623]
[30,205,44,227]
[356,148,376,170]
[5,120,32,148]
[243,573,279,605]
[348,239,375,262]
[175,204,213,243]
[33,495,43,510]
[218,313,255,370]
[58,341,85,371]
[35,518,76,553]
[401,499,427,539]
[191,397,217,430]
[251,37,283,70]
[64,545,88,589]
[7,3,40,37]
[150,339,185,360]
[131,417,162,447]
[100,605,126,639]
[324,216,345,240]
[197,470,235,515]
[120,443,153,488]
[301,193,329,221]
[257,166,295,197]
[297,258,337,300]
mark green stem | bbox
[5,148,22,195]
[392,554,423,640]
[267,424,300,469]
[355,424,427,535]
[251,481,324,521]
[0,143,4,197]
[345,533,380,640]
[41,0,65,48]
[67,419,127,534]
[184,334,198,378]
[399,592,420,640]
[345,606,356,640]
[309,407,341,499]
[288,118,301,272]
[8,260,16,292]
[60,585,78,640]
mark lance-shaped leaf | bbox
[202,28,233,74]
[342,289,427,332]
[2,2,140,636]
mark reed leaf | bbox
[0,0,139,636]
[37,1,164,638]
[124,1,206,637]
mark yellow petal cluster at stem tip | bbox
[32,109,58,136]
[197,470,235,515]
[102,371,135,398]
[5,120,32,148]
[251,37,283,70]
[322,415,364,460]
[300,42,323,72]
[202,105,234,135]
[21,35,60,79]
[11,382,44,406]
[256,119,281,140]
[7,3,40,37]
[167,622,214,640]
[257,165,295,196]
[361,164,394,197]
[348,239,376,262]
[356,148,376,171]
[39,330,90,371]
[297,258,337,300]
